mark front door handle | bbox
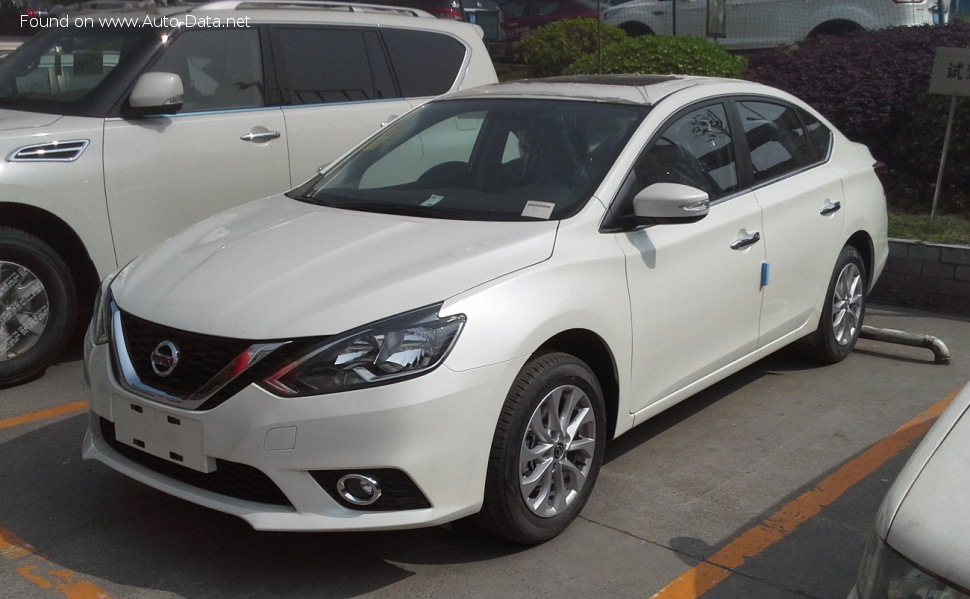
[730,231,761,250]
[240,130,281,143]
[820,201,842,216]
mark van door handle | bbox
[730,231,761,250]
[820,201,841,216]
[240,130,281,142]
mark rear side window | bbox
[382,29,465,97]
[795,106,832,162]
[738,100,815,184]
[275,27,396,105]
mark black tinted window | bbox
[382,29,464,97]
[636,103,738,199]
[276,27,394,104]
[738,100,815,184]
[151,28,264,112]
[795,106,832,162]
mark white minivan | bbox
[0,0,497,387]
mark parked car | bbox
[603,0,937,50]
[0,0,497,388]
[849,380,970,598]
[0,0,51,34]
[363,0,506,56]
[82,74,888,544]
[498,0,597,42]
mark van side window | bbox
[150,28,264,112]
[275,27,396,105]
[382,29,466,97]
[738,100,814,183]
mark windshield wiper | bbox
[337,202,467,219]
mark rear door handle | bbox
[820,201,842,216]
[240,130,281,143]
[730,231,761,250]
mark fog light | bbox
[336,474,382,506]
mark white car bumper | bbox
[83,340,526,532]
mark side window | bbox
[500,0,529,18]
[795,106,832,162]
[738,100,815,183]
[150,28,264,112]
[635,103,738,199]
[275,27,395,105]
[382,29,466,97]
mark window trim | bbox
[728,95,833,193]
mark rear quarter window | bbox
[382,29,465,97]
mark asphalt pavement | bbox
[1,303,968,599]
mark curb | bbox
[871,239,970,315]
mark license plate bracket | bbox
[111,396,215,473]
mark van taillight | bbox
[429,7,464,19]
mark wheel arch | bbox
[619,21,653,36]
[808,19,864,38]
[535,328,620,440]
[0,202,102,323]
[845,230,875,291]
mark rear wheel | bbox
[476,352,606,544]
[0,228,77,387]
[800,245,866,364]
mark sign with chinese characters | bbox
[929,47,970,97]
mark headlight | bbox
[90,276,116,346]
[261,304,465,397]
[855,531,970,599]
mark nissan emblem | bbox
[150,341,180,377]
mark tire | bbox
[799,245,866,364]
[476,352,606,544]
[0,228,77,388]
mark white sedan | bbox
[82,75,888,544]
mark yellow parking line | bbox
[0,525,113,599]
[650,389,959,599]
[0,402,88,430]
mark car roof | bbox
[443,74,765,106]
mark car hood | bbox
[0,109,62,132]
[885,382,970,591]
[112,195,558,339]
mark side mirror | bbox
[633,182,710,225]
[126,72,184,118]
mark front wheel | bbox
[476,352,606,544]
[0,228,77,387]
[800,245,867,364]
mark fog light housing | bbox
[337,474,382,506]
[310,468,432,511]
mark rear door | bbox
[735,98,845,344]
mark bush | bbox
[746,22,970,217]
[566,35,747,78]
[513,18,627,77]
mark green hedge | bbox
[567,35,747,78]
[513,18,627,78]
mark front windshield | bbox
[291,98,647,222]
[0,26,154,115]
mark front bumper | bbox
[83,340,526,532]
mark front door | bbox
[614,102,765,413]
[103,27,290,265]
